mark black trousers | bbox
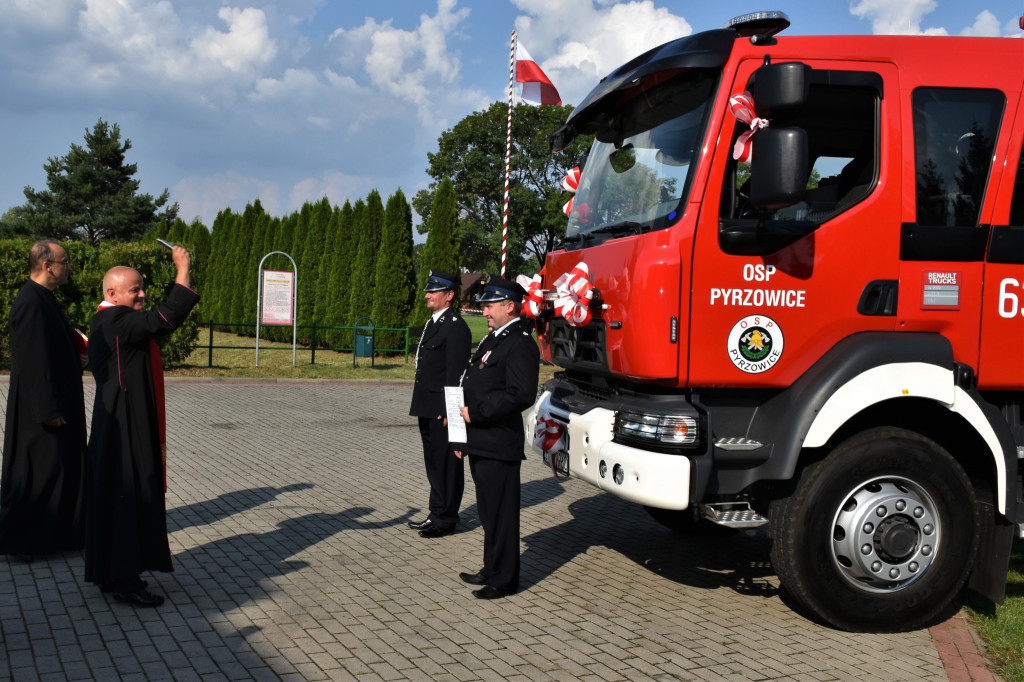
[417,416,464,530]
[469,455,521,592]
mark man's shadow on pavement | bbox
[167,483,316,532]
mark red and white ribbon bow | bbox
[552,261,594,327]
[729,91,769,163]
[534,417,566,456]
[561,166,581,216]
[516,271,545,319]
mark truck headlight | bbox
[613,411,700,449]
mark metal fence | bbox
[199,320,415,367]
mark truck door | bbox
[689,59,900,387]
[897,86,1009,377]
[979,94,1024,390]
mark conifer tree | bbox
[207,208,238,325]
[297,198,331,344]
[410,178,461,326]
[165,217,188,245]
[347,191,382,327]
[184,219,211,308]
[322,201,356,347]
[242,210,272,337]
[227,201,263,333]
[371,189,416,350]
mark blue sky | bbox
[0,0,1020,229]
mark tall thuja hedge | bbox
[322,201,357,348]
[0,239,198,368]
[242,210,272,338]
[347,192,382,327]
[297,198,331,344]
[371,189,416,351]
[227,201,264,334]
[206,208,237,325]
[410,177,461,326]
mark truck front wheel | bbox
[768,427,979,632]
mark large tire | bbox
[768,427,979,632]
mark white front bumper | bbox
[525,391,691,510]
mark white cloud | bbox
[511,0,693,105]
[849,0,948,35]
[329,0,485,124]
[190,7,277,75]
[959,10,1005,36]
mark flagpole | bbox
[502,30,516,278]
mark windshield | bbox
[566,70,717,240]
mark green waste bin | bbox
[353,317,375,367]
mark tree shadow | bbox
[520,490,777,598]
[168,483,316,532]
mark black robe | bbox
[0,280,87,555]
[84,284,199,585]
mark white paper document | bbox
[444,386,467,443]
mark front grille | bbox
[549,319,608,370]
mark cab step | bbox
[701,501,768,528]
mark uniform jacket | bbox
[461,319,540,461]
[409,306,471,418]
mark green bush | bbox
[0,239,200,369]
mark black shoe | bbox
[113,587,164,607]
[418,525,454,538]
[473,585,516,600]
[459,571,487,585]
[408,518,433,530]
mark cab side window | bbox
[722,74,878,225]
[912,88,1003,227]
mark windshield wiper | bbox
[590,221,644,237]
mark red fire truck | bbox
[524,11,1024,631]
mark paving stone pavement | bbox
[0,378,975,681]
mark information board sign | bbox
[261,270,294,325]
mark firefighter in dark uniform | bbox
[455,276,540,599]
[408,270,472,538]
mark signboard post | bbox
[256,252,298,367]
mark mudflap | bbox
[966,501,1015,605]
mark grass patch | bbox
[167,325,558,384]
[964,537,1024,682]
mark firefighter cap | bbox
[477,276,526,303]
[424,269,459,292]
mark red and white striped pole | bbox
[502,31,516,278]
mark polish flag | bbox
[516,43,561,106]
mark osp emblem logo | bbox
[727,315,784,374]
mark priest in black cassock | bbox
[84,245,199,607]
[0,240,87,560]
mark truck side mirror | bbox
[749,61,810,118]
[750,127,808,209]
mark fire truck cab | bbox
[525,11,1024,631]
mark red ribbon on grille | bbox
[517,271,545,319]
[535,417,565,454]
[729,91,769,163]
[552,261,594,327]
